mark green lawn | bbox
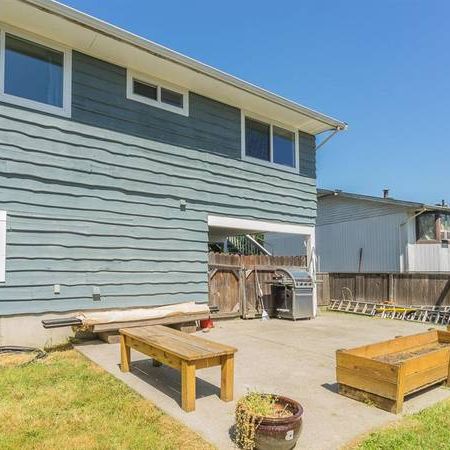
[354,398,450,450]
[0,349,214,450]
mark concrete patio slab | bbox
[76,311,450,449]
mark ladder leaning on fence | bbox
[328,299,450,326]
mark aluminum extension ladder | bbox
[328,299,384,316]
[328,299,450,325]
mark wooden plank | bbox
[195,356,221,370]
[347,330,439,358]
[394,363,406,414]
[125,335,182,369]
[338,383,397,413]
[181,360,196,412]
[121,325,237,361]
[336,367,398,399]
[220,354,234,402]
[93,312,209,332]
[437,330,450,343]
[98,331,120,344]
[120,334,130,372]
[402,347,450,375]
[336,351,398,382]
[447,350,450,388]
[404,364,448,393]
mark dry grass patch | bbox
[0,349,214,450]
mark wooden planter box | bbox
[336,329,450,414]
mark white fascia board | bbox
[208,215,314,236]
[6,0,346,134]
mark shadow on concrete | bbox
[321,382,339,393]
[73,338,104,347]
[121,358,220,405]
[322,381,444,401]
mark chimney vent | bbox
[383,189,390,199]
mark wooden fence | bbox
[208,253,306,317]
[318,272,450,307]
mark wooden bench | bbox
[119,325,237,412]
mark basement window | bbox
[242,113,299,171]
[0,28,72,117]
[126,70,189,116]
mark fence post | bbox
[388,273,395,303]
[355,275,364,301]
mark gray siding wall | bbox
[317,213,406,272]
[72,52,242,159]
[0,105,316,315]
[317,196,407,226]
[316,197,410,272]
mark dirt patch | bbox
[0,352,35,367]
[373,342,450,364]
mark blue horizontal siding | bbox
[72,52,242,160]
[0,105,316,314]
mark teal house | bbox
[0,0,345,344]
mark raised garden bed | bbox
[336,329,450,414]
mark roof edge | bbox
[318,188,450,212]
[21,0,347,132]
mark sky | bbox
[62,0,450,205]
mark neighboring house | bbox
[0,0,345,343]
[268,189,450,273]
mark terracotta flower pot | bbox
[237,395,303,450]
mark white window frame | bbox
[241,111,299,173]
[126,70,189,117]
[0,24,72,118]
[0,211,6,283]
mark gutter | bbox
[20,0,346,132]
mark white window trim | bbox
[241,110,299,173]
[126,69,189,117]
[0,210,6,283]
[0,24,72,118]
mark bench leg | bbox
[120,335,131,372]
[220,354,234,402]
[181,361,196,412]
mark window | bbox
[126,70,189,116]
[416,211,450,242]
[416,213,438,241]
[441,214,450,240]
[133,80,157,101]
[242,113,298,170]
[0,28,71,116]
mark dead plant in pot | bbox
[235,391,303,450]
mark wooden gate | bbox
[208,253,306,317]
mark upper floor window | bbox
[126,70,189,116]
[416,211,450,242]
[0,28,71,117]
[242,113,298,171]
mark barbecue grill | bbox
[271,267,315,320]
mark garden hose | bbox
[0,346,47,366]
